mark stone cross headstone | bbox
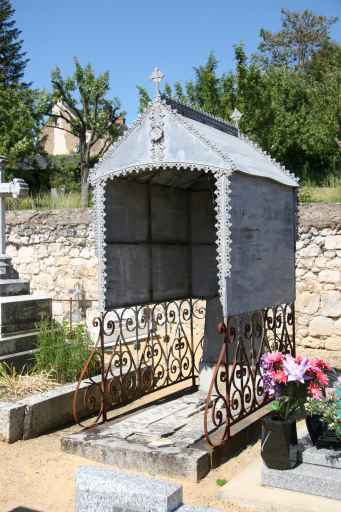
[0,157,29,277]
[0,156,51,369]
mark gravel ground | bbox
[0,421,258,512]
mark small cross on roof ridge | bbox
[149,67,165,99]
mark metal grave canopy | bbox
[90,77,298,319]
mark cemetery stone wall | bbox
[296,204,341,366]
[4,204,341,365]
[6,209,98,319]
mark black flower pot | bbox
[306,415,326,446]
[261,415,298,470]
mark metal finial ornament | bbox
[231,108,242,136]
[150,67,165,99]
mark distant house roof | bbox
[90,95,298,188]
[41,103,125,157]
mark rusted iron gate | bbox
[65,299,295,444]
[71,298,205,426]
[63,297,295,444]
[203,303,295,446]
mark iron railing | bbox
[72,298,205,427]
[203,304,295,447]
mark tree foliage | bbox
[257,9,338,68]
[49,59,125,206]
[0,0,49,191]
[137,9,340,183]
[0,0,29,85]
[0,83,48,164]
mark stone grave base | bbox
[76,466,220,512]
[62,388,264,482]
[262,433,341,501]
[0,294,51,368]
[219,458,341,512]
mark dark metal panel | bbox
[105,181,148,243]
[190,190,216,244]
[105,244,150,308]
[151,185,189,242]
[226,173,296,316]
[191,245,218,297]
[103,171,219,308]
[151,245,190,301]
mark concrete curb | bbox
[0,374,102,443]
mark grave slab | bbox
[219,458,341,512]
[63,387,267,480]
[76,466,183,512]
[262,461,341,501]
[62,390,212,482]
[261,433,341,501]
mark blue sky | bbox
[13,0,341,122]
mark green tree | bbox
[137,85,151,113]
[0,0,29,85]
[0,83,48,164]
[136,10,340,183]
[49,59,125,206]
[257,8,338,68]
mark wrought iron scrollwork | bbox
[204,303,295,447]
[73,298,205,426]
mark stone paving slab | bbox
[75,466,223,512]
[62,390,213,481]
[76,466,183,512]
[63,431,210,482]
[219,458,341,512]
[261,432,341,501]
[300,434,341,468]
[262,461,341,501]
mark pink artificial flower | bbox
[311,358,332,372]
[274,370,288,384]
[295,355,303,364]
[308,382,322,399]
[315,370,329,387]
[267,352,284,365]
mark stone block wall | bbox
[6,209,98,319]
[296,204,341,366]
[4,204,341,365]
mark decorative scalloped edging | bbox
[92,161,232,313]
[239,132,299,186]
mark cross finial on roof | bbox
[231,108,242,136]
[150,67,165,99]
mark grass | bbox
[0,320,98,401]
[3,181,341,210]
[0,363,59,401]
[300,185,341,204]
[299,177,341,204]
[6,191,84,210]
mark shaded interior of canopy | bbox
[103,166,219,310]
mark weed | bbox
[34,320,98,383]
[0,363,58,400]
[216,479,227,487]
